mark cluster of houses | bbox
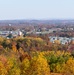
[49,36,74,45]
[0,30,23,38]
[26,28,62,35]
[0,27,62,38]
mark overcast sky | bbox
[0,0,74,20]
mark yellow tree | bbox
[6,57,20,75]
[29,53,50,75]
[20,58,30,75]
[64,57,74,75]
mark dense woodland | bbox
[0,36,74,75]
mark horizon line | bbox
[0,18,74,21]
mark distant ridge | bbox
[0,20,74,26]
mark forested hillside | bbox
[0,36,74,75]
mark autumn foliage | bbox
[0,36,74,75]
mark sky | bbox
[0,0,74,20]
